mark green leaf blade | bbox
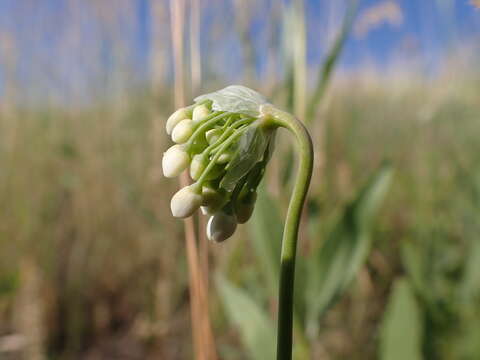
[379,278,424,360]
[248,189,283,297]
[305,163,393,335]
[216,275,276,360]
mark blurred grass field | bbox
[1,0,480,359]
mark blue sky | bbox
[0,0,478,102]
[339,0,480,69]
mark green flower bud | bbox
[162,145,190,178]
[192,104,210,123]
[207,211,237,242]
[235,190,257,224]
[170,185,203,218]
[166,108,189,135]
[172,119,195,144]
[200,206,212,215]
[201,186,228,214]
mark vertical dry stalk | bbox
[190,0,208,319]
[171,0,186,108]
[233,0,257,83]
[293,0,307,121]
[15,259,46,360]
[0,32,17,116]
[170,1,216,359]
[190,0,202,93]
[189,1,217,358]
[149,1,175,338]
[170,1,200,355]
[150,0,168,97]
[190,0,208,296]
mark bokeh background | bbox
[1,0,480,359]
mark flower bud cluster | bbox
[162,99,273,243]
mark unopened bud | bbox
[207,212,237,242]
[172,119,195,143]
[170,185,203,218]
[235,191,257,224]
[201,186,228,213]
[216,152,232,164]
[205,128,222,145]
[162,145,190,178]
[192,104,210,123]
[166,108,189,135]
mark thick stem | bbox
[261,104,314,360]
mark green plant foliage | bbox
[401,241,428,300]
[306,0,359,123]
[216,275,276,360]
[460,238,480,300]
[247,188,284,298]
[0,272,18,297]
[379,278,424,360]
[305,163,393,335]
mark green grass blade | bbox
[216,275,276,360]
[248,189,283,297]
[292,0,307,120]
[460,236,480,300]
[305,163,393,336]
[401,240,428,299]
[280,1,297,113]
[306,0,359,123]
[379,278,424,360]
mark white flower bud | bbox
[172,119,195,144]
[207,212,237,242]
[192,104,210,123]
[235,191,257,224]
[166,108,189,135]
[170,185,203,218]
[205,128,222,145]
[162,145,190,178]
[190,154,207,181]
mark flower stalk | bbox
[261,104,314,360]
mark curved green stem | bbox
[262,104,314,360]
